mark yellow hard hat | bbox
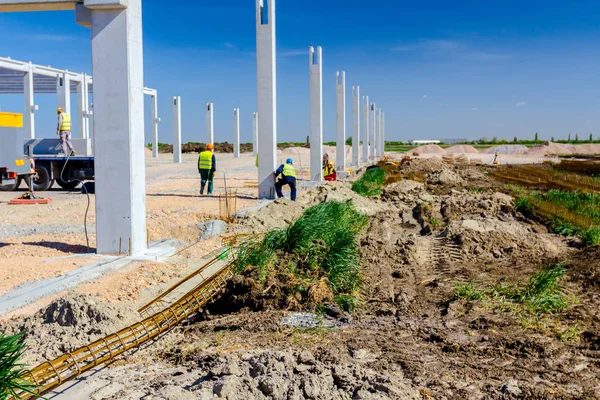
[57,107,63,113]
[328,161,334,166]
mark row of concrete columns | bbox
[255,0,388,199]
[169,99,255,164]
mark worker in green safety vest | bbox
[57,107,75,156]
[274,158,297,201]
[198,143,216,195]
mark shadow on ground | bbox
[22,241,94,254]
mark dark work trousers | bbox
[200,169,214,194]
[275,176,297,201]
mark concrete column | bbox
[56,72,71,114]
[76,79,85,139]
[256,0,277,199]
[309,45,323,182]
[252,111,258,156]
[81,73,91,140]
[23,63,36,140]
[233,108,240,158]
[361,96,369,163]
[352,86,359,166]
[206,102,214,145]
[370,102,376,160]
[88,0,147,255]
[151,93,159,158]
[335,71,346,172]
[172,96,182,163]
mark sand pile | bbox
[445,145,479,154]
[409,144,446,155]
[144,147,153,156]
[485,145,529,155]
[571,144,600,155]
[5,294,139,365]
[526,142,574,156]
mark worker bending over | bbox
[198,144,216,195]
[274,158,297,201]
[56,107,75,156]
[324,161,337,181]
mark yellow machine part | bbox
[0,112,23,128]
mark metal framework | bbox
[0,56,159,155]
[12,257,235,399]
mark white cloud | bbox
[516,102,527,107]
[472,108,479,111]
[423,94,428,99]
[223,42,236,49]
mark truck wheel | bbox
[56,176,80,190]
[0,177,21,192]
[31,164,54,192]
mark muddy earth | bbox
[5,159,600,399]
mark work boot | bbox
[70,151,76,156]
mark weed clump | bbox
[453,265,580,341]
[234,201,368,312]
[352,168,385,197]
[0,331,37,399]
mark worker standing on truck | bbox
[274,158,297,201]
[57,107,75,156]
[198,143,216,195]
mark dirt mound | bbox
[571,144,600,155]
[485,145,529,155]
[526,142,575,156]
[237,184,392,233]
[409,144,446,155]
[144,147,153,156]
[445,145,479,153]
[4,294,139,365]
[186,350,418,399]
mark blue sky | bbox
[1,0,599,144]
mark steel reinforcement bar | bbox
[137,246,232,317]
[12,261,235,399]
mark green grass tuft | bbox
[234,201,368,312]
[352,168,386,197]
[0,331,39,399]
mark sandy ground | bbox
[0,153,263,312]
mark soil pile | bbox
[571,144,600,155]
[185,350,418,400]
[5,294,139,365]
[485,145,529,154]
[526,142,575,156]
[445,145,479,153]
[409,144,446,155]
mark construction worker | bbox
[324,161,337,181]
[56,107,75,156]
[198,143,216,195]
[274,158,297,201]
[322,153,329,170]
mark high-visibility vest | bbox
[60,113,71,131]
[324,165,335,176]
[198,150,213,170]
[282,164,297,178]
